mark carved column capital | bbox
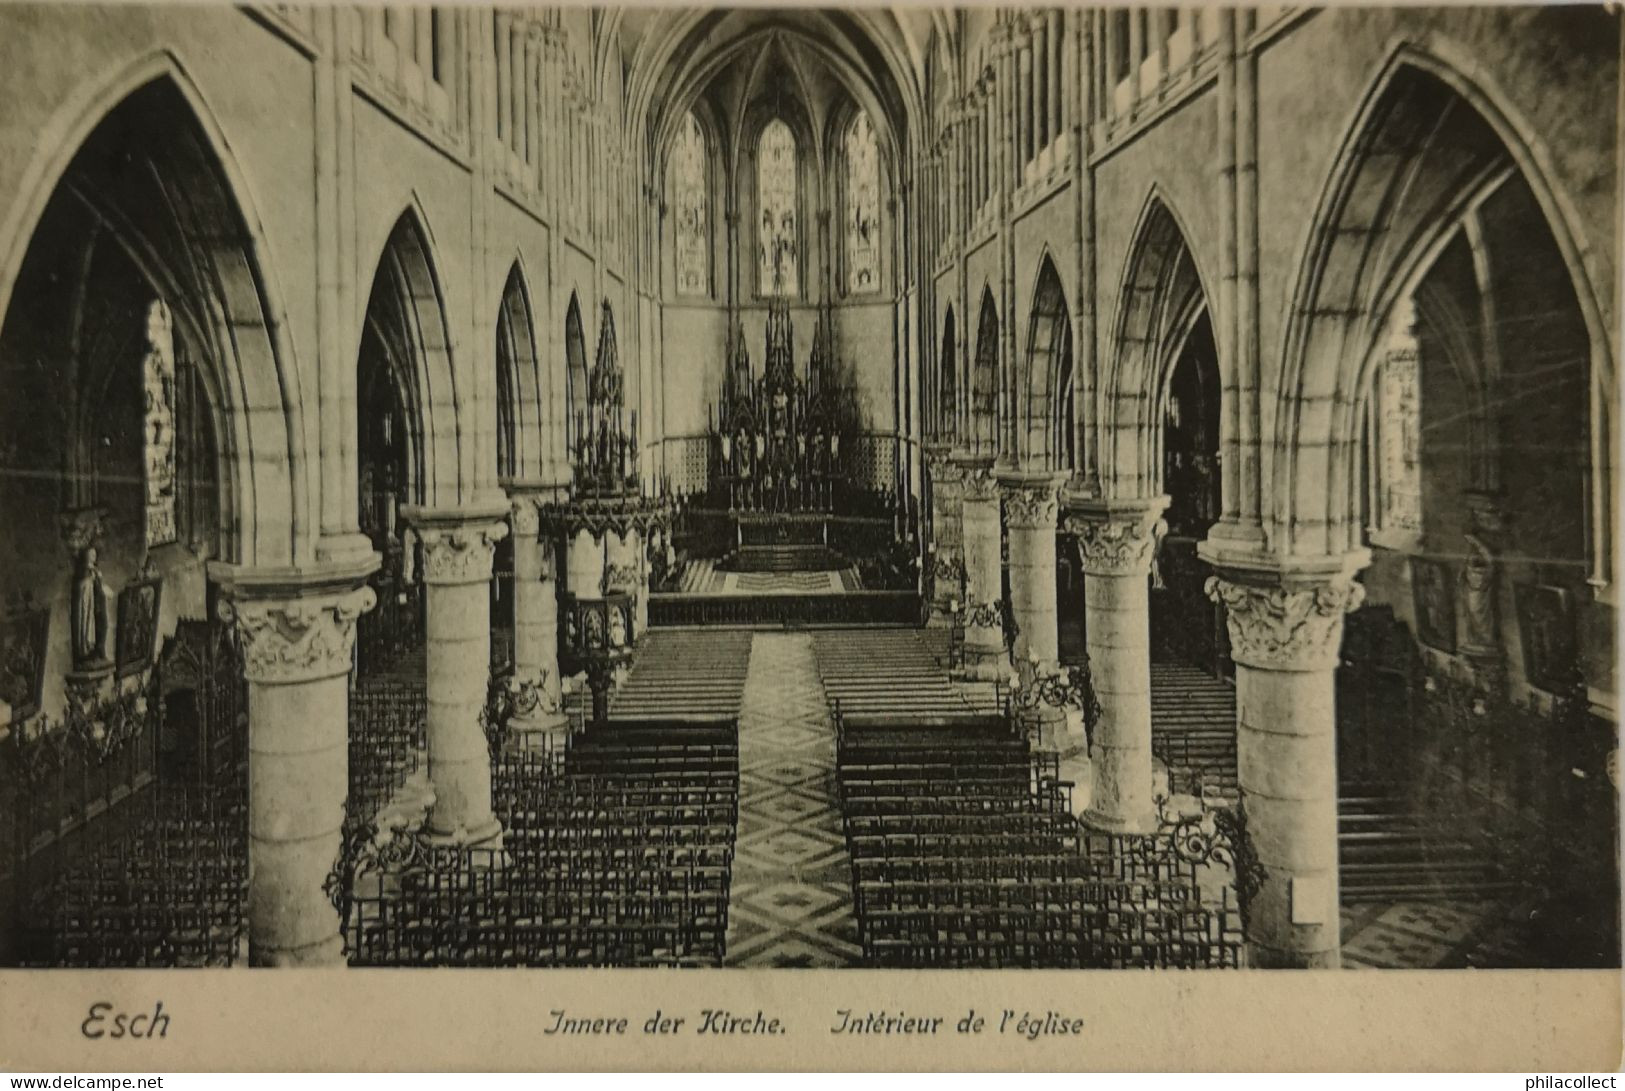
[403,504,512,586]
[419,523,507,585]
[999,475,1063,530]
[1063,496,1169,578]
[1205,574,1366,673]
[958,464,1002,504]
[220,585,377,685]
[509,497,542,538]
[932,471,964,502]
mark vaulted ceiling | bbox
[616,9,937,174]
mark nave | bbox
[0,5,1617,975]
[0,614,1585,970]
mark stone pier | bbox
[1067,497,1167,833]
[213,560,378,967]
[1203,551,1367,968]
[404,504,510,845]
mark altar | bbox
[647,297,922,628]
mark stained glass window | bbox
[1378,297,1422,535]
[672,113,708,297]
[143,299,178,547]
[757,119,798,297]
[845,112,880,295]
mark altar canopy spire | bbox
[589,298,621,409]
[571,299,637,497]
[709,297,856,514]
[764,292,794,393]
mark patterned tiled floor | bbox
[677,559,861,596]
[1340,897,1541,968]
[724,633,862,967]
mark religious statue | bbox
[607,604,628,649]
[400,526,419,585]
[1459,534,1499,657]
[1411,556,1456,653]
[1149,518,1170,591]
[584,607,603,649]
[72,545,111,668]
[359,465,376,532]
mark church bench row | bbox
[501,788,740,819]
[495,845,733,873]
[835,755,1034,777]
[850,834,1086,862]
[838,777,1035,801]
[853,881,1244,969]
[500,783,740,809]
[563,757,741,780]
[346,918,726,968]
[500,820,738,846]
[845,811,1081,840]
[843,795,1067,819]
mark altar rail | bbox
[649,590,922,629]
[659,431,904,498]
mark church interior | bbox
[0,4,1618,971]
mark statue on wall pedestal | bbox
[72,545,111,670]
[1459,533,1500,660]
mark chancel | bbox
[0,4,1618,973]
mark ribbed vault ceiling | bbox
[621,9,933,170]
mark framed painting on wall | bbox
[1514,582,1577,694]
[0,603,50,725]
[1410,556,1456,653]
[115,576,163,679]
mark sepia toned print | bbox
[0,3,1618,1066]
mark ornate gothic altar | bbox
[708,297,854,524]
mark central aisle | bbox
[724,633,861,967]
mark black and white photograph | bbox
[0,0,1619,1074]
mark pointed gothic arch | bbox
[971,286,999,453]
[936,305,957,440]
[1104,193,1221,502]
[1276,47,1613,574]
[668,109,713,299]
[0,64,306,568]
[495,262,541,481]
[564,292,589,450]
[1021,254,1073,471]
[358,208,461,509]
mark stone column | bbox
[956,460,1008,680]
[1017,26,1035,168]
[635,530,652,641]
[1066,497,1168,833]
[213,563,377,966]
[402,504,509,845]
[507,490,569,743]
[1001,472,1066,748]
[1000,472,1065,669]
[1204,559,1366,969]
[925,445,965,621]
